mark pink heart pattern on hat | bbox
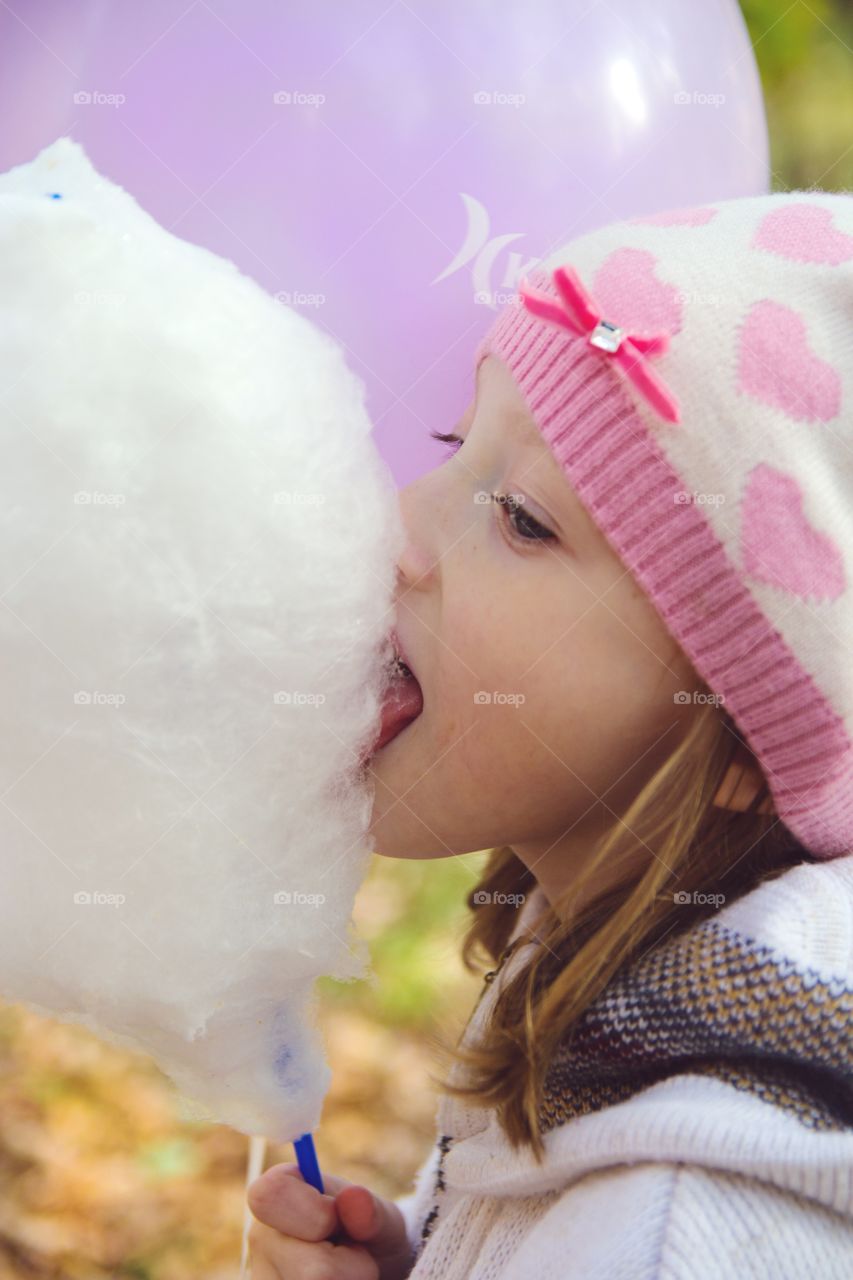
[753,202,853,265]
[741,463,846,602]
[737,299,842,422]
[592,248,684,337]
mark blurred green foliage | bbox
[740,0,853,189]
[318,850,488,1026]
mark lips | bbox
[390,628,416,680]
[369,627,424,754]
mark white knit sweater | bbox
[393,856,853,1279]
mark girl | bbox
[247,190,853,1278]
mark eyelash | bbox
[428,430,556,545]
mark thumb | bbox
[333,1183,405,1254]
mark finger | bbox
[249,1220,379,1280]
[335,1186,412,1269]
[247,1162,339,1239]
[246,1248,278,1280]
[335,1184,378,1240]
[247,1262,277,1280]
[246,1222,282,1280]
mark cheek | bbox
[427,595,490,725]
[533,598,693,785]
[451,703,540,824]
[425,660,525,778]
[475,607,631,777]
[439,561,565,714]
[429,662,476,757]
[435,641,544,792]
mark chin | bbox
[365,798,439,860]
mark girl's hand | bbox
[247,1160,415,1280]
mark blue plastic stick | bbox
[293,1131,324,1193]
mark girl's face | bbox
[365,354,706,901]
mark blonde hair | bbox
[427,692,815,1165]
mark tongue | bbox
[373,670,424,752]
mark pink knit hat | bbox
[474,191,853,861]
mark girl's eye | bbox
[494,492,555,544]
[429,429,463,456]
[428,430,555,545]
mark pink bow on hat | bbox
[518,265,681,424]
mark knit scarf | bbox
[534,910,853,1134]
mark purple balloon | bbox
[0,0,768,486]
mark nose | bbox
[394,480,438,592]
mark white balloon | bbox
[0,137,401,1142]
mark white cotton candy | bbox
[0,137,403,1142]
